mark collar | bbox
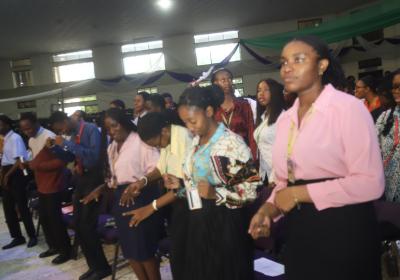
[135,111,147,119]
[286,84,335,123]
[4,130,14,141]
[33,126,44,138]
[193,122,225,148]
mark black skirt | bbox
[182,199,254,280]
[112,183,163,261]
[283,189,381,279]
[169,198,190,280]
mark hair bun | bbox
[209,84,225,108]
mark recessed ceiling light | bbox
[156,0,173,10]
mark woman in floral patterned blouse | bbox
[165,85,260,280]
[376,69,400,203]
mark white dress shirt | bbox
[1,130,27,166]
[29,126,56,159]
[253,114,277,182]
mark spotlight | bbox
[156,0,173,10]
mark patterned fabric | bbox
[182,123,259,209]
[376,106,400,202]
[215,98,257,160]
[364,96,381,112]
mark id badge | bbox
[287,158,296,183]
[186,187,202,210]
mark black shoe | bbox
[79,269,94,280]
[86,269,112,280]
[27,237,37,248]
[39,248,58,258]
[51,254,71,265]
[2,237,26,250]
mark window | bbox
[64,95,97,104]
[53,50,93,63]
[194,31,238,44]
[298,18,322,30]
[137,87,158,94]
[194,31,240,66]
[200,77,244,96]
[12,70,33,87]
[17,100,36,109]
[10,59,33,88]
[122,40,165,75]
[54,62,95,83]
[198,81,212,87]
[123,53,165,75]
[64,106,85,116]
[63,95,98,115]
[122,40,163,53]
[53,50,95,83]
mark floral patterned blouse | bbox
[376,106,400,202]
[182,123,259,209]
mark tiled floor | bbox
[0,199,172,280]
[0,198,399,280]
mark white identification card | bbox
[186,188,202,210]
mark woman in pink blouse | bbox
[249,35,384,280]
[82,108,162,280]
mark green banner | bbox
[240,0,400,49]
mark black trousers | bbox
[73,169,110,272]
[2,167,36,239]
[39,192,71,255]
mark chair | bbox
[62,191,122,280]
[97,214,120,280]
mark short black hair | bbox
[74,110,87,120]
[211,68,234,84]
[110,99,126,110]
[0,115,13,128]
[179,85,224,111]
[49,111,68,125]
[160,92,173,99]
[148,94,166,110]
[359,75,377,93]
[105,108,137,133]
[20,112,38,124]
[137,112,170,142]
[137,91,151,102]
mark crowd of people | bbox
[0,35,399,280]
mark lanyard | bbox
[222,110,234,128]
[75,122,85,144]
[110,144,121,188]
[383,117,399,168]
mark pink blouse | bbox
[268,84,384,211]
[107,132,159,187]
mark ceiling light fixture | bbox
[156,0,173,10]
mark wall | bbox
[0,16,399,119]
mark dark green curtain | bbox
[240,0,400,49]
